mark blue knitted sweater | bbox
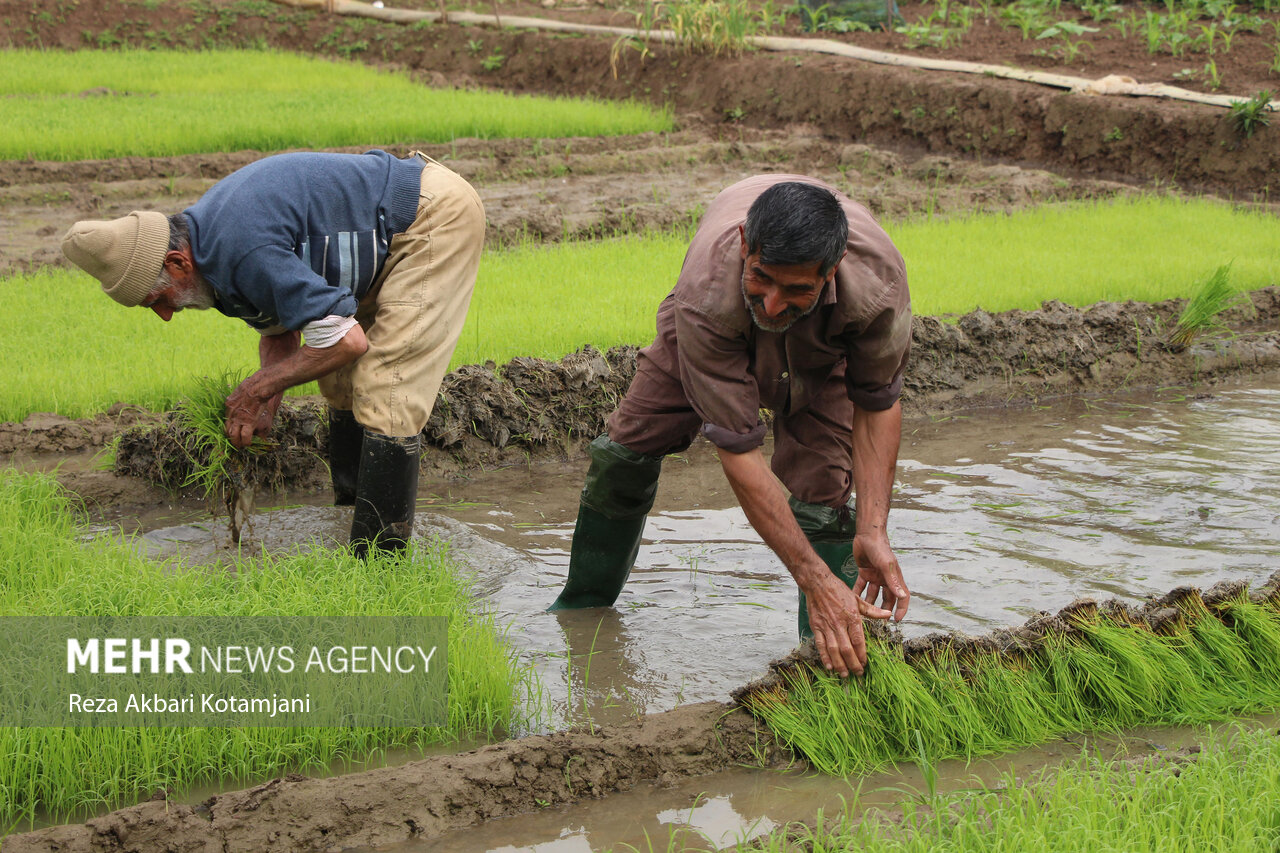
[185,150,423,332]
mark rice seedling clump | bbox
[736,577,1280,776]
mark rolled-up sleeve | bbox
[844,272,912,411]
[672,300,768,453]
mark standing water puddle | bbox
[132,383,1280,849]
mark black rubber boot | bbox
[548,435,663,610]
[328,407,362,506]
[793,496,859,641]
[350,431,421,559]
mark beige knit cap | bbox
[61,211,170,307]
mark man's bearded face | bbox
[740,256,829,333]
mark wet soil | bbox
[3,0,1280,847]
[0,127,1142,278]
[2,703,787,853]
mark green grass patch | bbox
[3,196,1276,422]
[0,468,530,831]
[0,49,671,160]
[740,593,1280,778]
[747,724,1280,853]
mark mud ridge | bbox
[2,702,787,853]
[99,288,1280,494]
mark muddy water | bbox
[115,382,1280,851]
[138,383,1280,733]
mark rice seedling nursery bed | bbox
[1,0,1279,849]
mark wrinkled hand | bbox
[852,532,910,622]
[224,376,280,449]
[805,571,893,677]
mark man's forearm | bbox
[225,325,369,448]
[851,401,901,538]
[246,326,368,400]
[717,443,891,677]
[259,330,302,371]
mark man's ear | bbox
[827,249,848,282]
[163,248,193,275]
[738,224,749,261]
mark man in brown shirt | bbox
[548,175,912,677]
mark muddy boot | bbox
[328,407,362,506]
[350,431,421,559]
[792,496,859,641]
[548,435,663,610]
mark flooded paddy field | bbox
[9,376,1278,852]
[3,0,1279,845]
[132,380,1280,729]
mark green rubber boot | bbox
[548,435,663,610]
[793,496,859,640]
[350,431,421,560]
[328,407,362,507]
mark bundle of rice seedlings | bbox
[173,372,265,543]
[1165,263,1251,352]
[113,373,327,544]
[734,574,1280,776]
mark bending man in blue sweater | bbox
[61,150,486,557]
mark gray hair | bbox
[742,182,848,277]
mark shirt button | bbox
[781,372,789,379]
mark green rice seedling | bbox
[0,49,672,161]
[859,644,951,757]
[1039,633,1115,726]
[740,581,1280,780]
[744,724,1280,852]
[1220,600,1280,681]
[963,653,1063,744]
[1166,263,1250,350]
[1227,89,1275,138]
[771,667,889,775]
[172,371,262,541]
[1080,620,1211,722]
[0,469,531,830]
[1182,601,1264,692]
[8,197,1278,423]
[913,648,1006,756]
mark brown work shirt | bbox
[636,174,911,453]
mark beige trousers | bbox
[317,157,485,437]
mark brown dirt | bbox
[3,1,1280,847]
[2,703,788,853]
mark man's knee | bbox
[581,435,664,520]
